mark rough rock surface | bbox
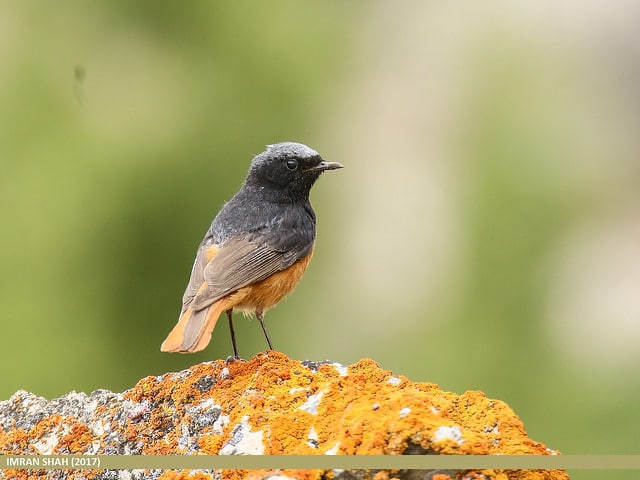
[0,351,569,480]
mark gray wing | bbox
[180,245,210,315]
[187,235,307,313]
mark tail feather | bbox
[160,300,227,353]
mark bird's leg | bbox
[256,310,274,351]
[226,309,240,360]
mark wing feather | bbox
[188,236,307,312]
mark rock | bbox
[0,351,569,480]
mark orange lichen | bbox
[57,423,93,454]
[160,471,217,480]
[1,351,569,480]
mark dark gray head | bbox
[244,142,343,201]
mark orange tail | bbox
[160,300,227,353]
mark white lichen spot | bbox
[118,471,132,480]
[297,389,326,415]
[33,431,59,455]
[430,406,440,414]
[387,376,402,386]
[178,423,191,451]
[89,418,107,437]
[324,442,340,455]
[331,363,348,377]
[219,416,264,455]
[88,440,101,455]
[399,407,411,418]
[195,398,216,411]
[432,426,465,445]
[306,426,320,448]
[213,413,230,435]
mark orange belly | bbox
[233,247,314,314]
[161,246,315,353]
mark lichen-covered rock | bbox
[0,351,569,480]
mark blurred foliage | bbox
[0,0,355,392]
[2,3,640,479]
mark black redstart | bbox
[161,142,342,356]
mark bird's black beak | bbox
[305,160,344,173]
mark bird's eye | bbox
[285,159,298,171]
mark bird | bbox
[161,142,343,357]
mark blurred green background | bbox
[1,1,639,478]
